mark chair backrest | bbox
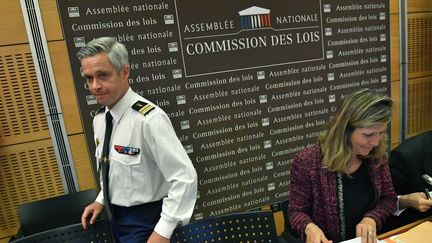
[18,189,98,236]
[171,210,278,243]
[280,199,289,223]
[10,219,114,243]
[279,200,302,243]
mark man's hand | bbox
[147,231,169,243]
[305,223,333,243]
[400,192,432,212]
[81,201,104,230]
[356,217,377,243]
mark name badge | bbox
[114,145,140,155]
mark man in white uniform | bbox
[79,37,197,243]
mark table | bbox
[378,216,432,240]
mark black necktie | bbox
[101,111,113,219]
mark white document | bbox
[340,237,386,243]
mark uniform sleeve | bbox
[288,150,314,240]
[144,111,198,239]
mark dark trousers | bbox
[110,200,163,243]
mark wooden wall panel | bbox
[408,77,432,136]
[391,80,401,148]
[407,13,432,78]
[408,0,432,12]
[389,0,401,148]
[0,2,89,240]
[390,14,400,82]
[0,2,27,46]
[0,44,50,146]
[0,0,63,45]
[69,134,95,190]
[0,139,64,237]
[391,0,432,13]
[406,11,432,138]
[48,41,83,135]
[390,0,399,14]
[39,0,63,41]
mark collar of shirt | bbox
[105,87,135,124]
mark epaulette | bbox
[96,106,105,114]
[131,101,155,116]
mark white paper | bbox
[340,237,386,243]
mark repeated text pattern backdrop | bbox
[57,0,391,220]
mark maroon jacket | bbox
[288,145,397,242]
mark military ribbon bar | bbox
[114,145,140,155]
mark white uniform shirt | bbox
[93,88,197,238]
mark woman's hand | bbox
[356,217,377,243]
[305,223,332,243]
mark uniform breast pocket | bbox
[111,152,144,189]
[111,152,141,166]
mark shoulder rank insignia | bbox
[114,145,140,155]
[96,106,105,114]
[132,101,155,116]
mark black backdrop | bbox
[57,0,391,220]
